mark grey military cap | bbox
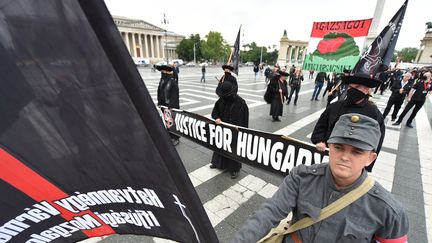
[328,113,381,151]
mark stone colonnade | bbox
[277,31,308,67]
[284,45,307,65]
[120,32,165,59]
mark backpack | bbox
[263,85,272,103]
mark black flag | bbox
[0,1,217,242]
[231,26,241,76]
[345,0,408,87]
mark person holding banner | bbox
[269,71,289,121]
[157,65,180,145]
[210,81,249,179]
[232,113,408,243]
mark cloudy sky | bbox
[104,0,430,50]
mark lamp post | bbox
[259,46,263,64]
[193,43,198,64]
[161,13,169,63]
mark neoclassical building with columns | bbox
[113,16,184,63]
[277,30,308,68]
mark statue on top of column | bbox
[426,22,432,33]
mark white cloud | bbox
[104,0,431,50]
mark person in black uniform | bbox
[322,73,336,98]
[210,81,249,179]
[393,72,432,128]
[311,69,385,172]
[374,71,389,94]
[382,72,413,121]
[157,65,180,145]
[324,73,342,107]
[268,71,289,121]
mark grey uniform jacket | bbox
[231,164,409,243]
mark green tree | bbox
[396,47,419,62]
[264,49,279,65]
[240,42,278,64]
[201,31,230,63]
[241,42,261,63]
[176,34,203,62]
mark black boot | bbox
[231,171,239,179]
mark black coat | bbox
[221,73,237,85]
[219,73,238,94]
[289,73,304,88]
[157,74,179,108]
[211,95,248,171]
[389,80,412,101]
[411,79,432,102]
[211,95,248,127]
[311,98,385,171]
[315,72,327,83]
[268,77,288,116]
[173,66,179,81]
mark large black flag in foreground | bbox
[0,1,217,242]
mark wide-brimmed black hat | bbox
[216,81,236,97]
[156,65,173,72]
[222,64,234,71]
[342,73,381,88]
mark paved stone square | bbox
[87,66,432,243]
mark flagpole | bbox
[227,25,241,65]
[227,50,234,64]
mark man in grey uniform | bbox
[232,113,409,243]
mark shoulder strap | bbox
[258,176,374,243]
[286,176,374,233]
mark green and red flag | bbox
[303,19,372,73]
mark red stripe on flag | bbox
[0,148,115,237]
[310,19,372,38]
[374,235,408,243]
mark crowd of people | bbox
[156,60,432,161]
[154,59,431,241]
